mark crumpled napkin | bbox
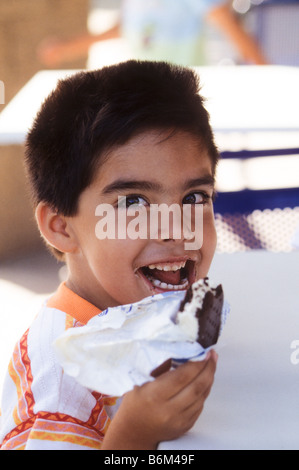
[54,290,229,396]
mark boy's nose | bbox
[151,211,186,243]
[150,204,202,250]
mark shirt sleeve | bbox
[1,411,105,450]
[0,306,116,450]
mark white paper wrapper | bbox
[54,289,229,396]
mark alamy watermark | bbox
[0,81,5,104]
[290,340,299,365]
[95,197,203,250]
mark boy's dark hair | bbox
[25,60,219,218]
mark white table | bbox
[0,65,299,150]
[0,66,298,194]
[160,250,299,450]
[0,70,75,146]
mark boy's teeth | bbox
[142,260,189,290]
[151,277,189,290]
[148,261,186,271]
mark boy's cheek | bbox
[208,226,217,259]
[197,221,217,277]
[203,212,217,246]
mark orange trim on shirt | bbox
[1,411,105,450]
[8,329,35,426]
[46,282,101,325]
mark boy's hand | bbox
[101,350,218,450]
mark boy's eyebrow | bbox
[101,175,215,195]
[183,175,215,190]
[101,179,162,194]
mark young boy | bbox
[0,60,219,450]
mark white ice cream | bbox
[54,280,229,396]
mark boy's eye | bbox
[182,192,210,205]
[118,195,149,208]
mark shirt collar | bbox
[46,282,101,325]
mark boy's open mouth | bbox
[137,259,196,292]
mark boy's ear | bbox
[35,202,78,254]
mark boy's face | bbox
[66,129,217,310]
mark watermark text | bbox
[290,340,299,365]
[95,198,203,250]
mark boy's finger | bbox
[172,354,217,407]
[153,352,214,399]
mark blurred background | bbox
[0,0,299,390]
